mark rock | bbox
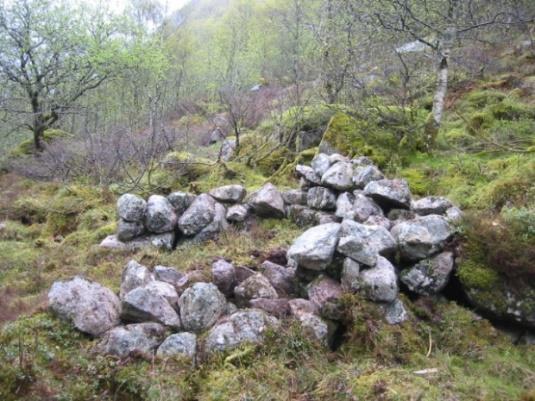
[311,153,332,176]
[364,215,391,230]
[316,212,339,224]
[287,223,341,271]
[282,189,308,206]
[307,276,343,319]
[260,261,296,296]
[341,258,360,292]
[174,271,207,295]
[353,192,384,222]
[144,281,179,307]
[364,179,412,210]
[145,195,177,234]
[335,192,355,220]
[337,220,396,267]
[167,191,196,215]
[307,187,337,211]
[120,260,153,299]
[384,298,408,325]
[209,185,246,203]
[288,298,319,317]
[351,156,374,167]
[204,309,279,353]
[220,138,236,162]
[178,194,216,236]
[226,204,250,222]
[117,194,146,223]
[249,183,285,218]
[179,283,227,332]
[288,205,318,227]
[249,298,290,318]
[234,273,279,304]
[387,208,416,222]
[154,266,184,287]
[117,219,145,241]
[328,153,349,164]
[99,235,128,250]
[48,277,121,337]
[400,251,454,295]
[193,202,228,243]
[391,215,453,261]
[296,312,334,345]
[156,332,197,360]
[352,165,384,189]
[235,265,256,283]
[296,165,321,185]
[121,287,181,328]
[412,196,453,216]
[225,302,239,315]
[142,232,175,251]
[212,259,236,296]
[321,161,354,191]
[445,206,463,223]
[359,256,398,302]
[98,323,166,357]
[299,177,313,191]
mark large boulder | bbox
[48,277,121,337]
[352,165,384,189]
[179,283,227,333]
[384,298,408,325]
[120,260,153,299]
[400,251,454,295]
[154,265,184,288]
[145,195,177,234]
[204,309,279,353]
[117,194,146,223]
[411,196,453,216]
[193,202,228,243]
[143,281,179,307]
[321,161,354,191]
[156,332,197,360]
[260,261,296,296]
[249,183,285,218]
[287,223,341,271]
[167,191,196,215]
[335,192,355,220]
[121,287,181,329]
[296,312,334,345]
[391,215,453,261]
[296,165,321,185]
[353,192,384,222]
[100,234,175,251]
[209,185,247,203]
[282,189,308,206]
[212,259,236,296]
[288,205,319,227]
[307,187,337,211]
[117,219,145,241]
[234,273,279,304]
[364,179,412,210]
[226,204,250,223]
[249,298,290,318]
[359,256,398,302]
[337,220,396,267]
[307,275,343,319]
[98,323,166,357]
[178,194,216,236]
[311,153,332,177]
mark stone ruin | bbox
[49,153,463,361]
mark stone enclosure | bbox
[50,153,463,360]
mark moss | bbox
[9,129,72,157]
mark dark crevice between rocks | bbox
[330,321,348,351]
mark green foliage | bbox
[9,129,72,157]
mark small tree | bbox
[0,0,124,151]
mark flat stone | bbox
[364,179,412,210]
[287,223,341,271]
[121,287,181,329]
[98,323,166,357]
[209,185,247,203]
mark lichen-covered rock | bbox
[260,261,296,297]
[98,323,166,357]
[296,312,334,345]
[117,219,145,241]
[204,309,279,353]
[359,256,398,302]
[143,281,179,307]
[400,251,454,295]
[102,232,175,251]
[296,165,321,185]
[145,195,177,234]
[316,212,339,224]
[307,275,343,318]
[287,223,341,271]
[167,191,196,214]
[352,165,384,189]
[179,283,227,333]
[335,192,355,220]
[121,287,181,329]
[307,187,337,211]
[156,332,197,360]
[226,204,249,222]
[117,194,146,223]
[234,273,279,304]
[337,220,396,267]
[249,298,290,318]
[288,205,319,227]
[353,192,384,222]
[387,208,416,222]
[212,259,236,296]
[364,215,391,230]
[154,265,184,287]
[391,215,453,261]
[384,298,408,325]
[321,161,354,191]
[178,194,216,236]
[249,183,285,218]
[193,202,228,243]
[48,276,121,337]
[282,189,308,206]
[288,298,319,317]
[209,185,246,203]
[120,260,153,299]
[411,196,453,216]
[341,257,360,292]
[364,179,412,210]
[311,153,332,177]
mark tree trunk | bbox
[432,54,449,129]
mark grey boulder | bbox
[352,165,384,189]
[307,187,337,211]
[321,161,354,191]
[154,265,184,288]
[359,256,398,302]
[341,258,361,292]
[145,195,177,234]
[167,191,196,215]
[120,260,153,299]
[249,183,285,218]
[353,192,383,222]
[296,165,321,185]
[179,282,227,332]
[412,196,453,216]
[384,298,408,325]
[364,179,412,210]
[311,153,332,176]
[249,298,290,318]
[287,223,341,270]
[48,276,121,337]
[178,194,216,236]
[234,273,279,304]
[282,189,308,206]
[121,287,181,329]
[335,192,356,220]
[117,219,145,241]
[260,261,296,296]
[156,332,197,360]
[226,204,250,222]
[400,251,454,295]
[212,259,236,296]
[98,323,166,357]
[117,194,146,223]
[209,185,246,203]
